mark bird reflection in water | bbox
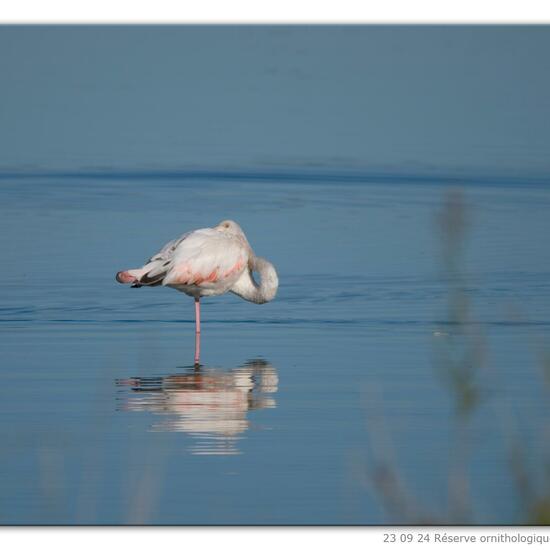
[116,359,278,455]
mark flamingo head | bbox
[215,219,245,237]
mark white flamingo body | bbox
[128,227,249,297]
[116,220,278,364]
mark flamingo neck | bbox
[230,256,278,304]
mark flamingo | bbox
[115,220,278,364]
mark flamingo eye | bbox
[224,222,230,228]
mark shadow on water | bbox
[115,359,278,456]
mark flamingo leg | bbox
[194,297,201,365]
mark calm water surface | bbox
[1,172,550,524]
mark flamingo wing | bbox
[126,231,191,287]
[122,229,247,288]
[162,229,248,287]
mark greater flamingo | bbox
[116,220,278,364]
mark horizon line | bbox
[0,166,549,187]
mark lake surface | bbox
[1,171,550,525]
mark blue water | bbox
[1,171,550,524]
